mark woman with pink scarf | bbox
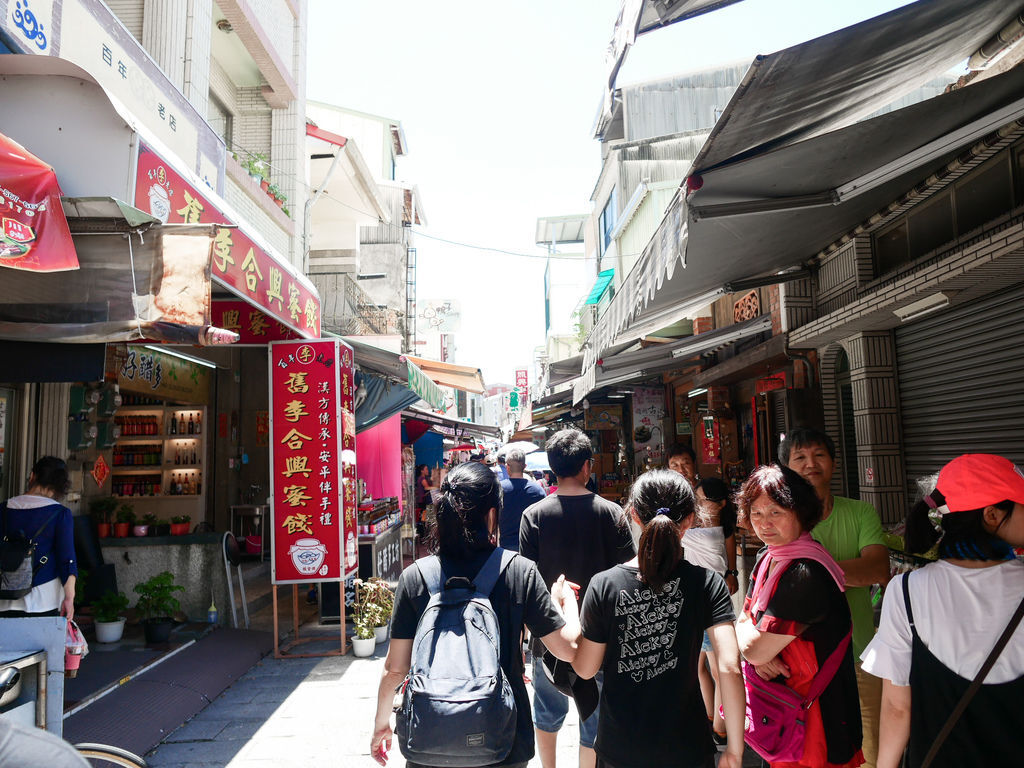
[735,465,863,768]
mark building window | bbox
[598,188,618,258]
[872,149,1018,277]
[208,94,233,147]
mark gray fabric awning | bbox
[586,0,1024,362]
[692,0,1014,173]
[401,407,501,440]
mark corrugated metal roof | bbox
[536,214,588,245]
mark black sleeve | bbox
[606,505,636,564]
[757,560,833,635]
[519,508,539,562]
[704,570,735,629]
[580,571,612,643]
[522,560,565,639]
[390,566,427,639]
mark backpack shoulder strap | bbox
[473,548,516,597]
[31,506,61,540]
[0,502,7,537]
[416,555,444,596]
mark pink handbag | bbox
[742,630,851,763]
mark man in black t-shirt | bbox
[520,429,635,768]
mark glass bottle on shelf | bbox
[195,413,201,434]
[170,413,178,435]
[187,413,195,434]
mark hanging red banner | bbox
[270,339,357,584]
[134,142,321,338]
[0,131,77,272]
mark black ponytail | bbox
[905,487,1015,560]
[429,462,502,560]
[628,470,695,592]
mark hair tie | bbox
[656,507,670,515]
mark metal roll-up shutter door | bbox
[895,282,1024,499]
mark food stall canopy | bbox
[402,407,501,441]
[341,335,446,411]
[355,372,422,434]
[404,356,487,395]
[586,0,1024,364]
[0,197,219,343]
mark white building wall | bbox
[307,103,395,180]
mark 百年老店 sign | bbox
[270,339,358,583]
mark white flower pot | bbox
[95,617,126,643]
[374,624,389,644]
[352,636,376,657]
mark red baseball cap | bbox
[936,454,1024,513]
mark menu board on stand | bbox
[269,339,357,656]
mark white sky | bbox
[306,0,913,388]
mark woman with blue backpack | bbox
[0,456,78,620]
[371,460,581,767]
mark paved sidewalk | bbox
[143,626,585,768]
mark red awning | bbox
[0,130,77,272]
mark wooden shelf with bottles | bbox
[110,404,207,510]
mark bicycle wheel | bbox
[75,742,148,767]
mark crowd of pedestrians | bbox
[372,427,1024,768]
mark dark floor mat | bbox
[64,645,162,709]
[62,628,272,756]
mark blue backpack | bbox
[395,548,517,767]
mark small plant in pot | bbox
[170,514,191,535]
[352,607,377,658]
[89,497,118,538]
[245,152,267,182]
[135,512,157,537]
[134,571,184,645]
[93,590,130,643]
[114,504,135,537]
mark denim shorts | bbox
[701,630,712,654]
[531,657,601,748]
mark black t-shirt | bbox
[746,555,863,765]
[391,548,565,766]
[519,492,636,600]
[580,560,735,768]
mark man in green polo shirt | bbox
[781,427,889,768]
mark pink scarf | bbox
[750,532,846,616]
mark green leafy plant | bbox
[133,571,184,620]
[93,590,130,623]
[141,513,158,526]
[115,504,136,525]
[282,206,290,217]
[89,497,118,525]
[244,152,268,180]
[171,514,191,525]
[353,577,394,629]
[267,182,280,198]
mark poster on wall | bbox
[585,404,623,431]
[632,386,666,464]
[701,415,721,465]
[269,339,358,585]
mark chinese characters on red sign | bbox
[270,340,357,583]
[212,299,299,345]
[134,142,321,338]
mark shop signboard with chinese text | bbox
[270,339,357,584]
[107,345,211,405]
[212,299,299,345]
[134,142,321,338]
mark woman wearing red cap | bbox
[861,454,1024,768]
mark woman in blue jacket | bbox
[0,456,78,620]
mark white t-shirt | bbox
[682,526,727,575]
[861,558,1024,685]
[0,494,65,614]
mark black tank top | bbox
[902,574,1024,767]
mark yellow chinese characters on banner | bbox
[269,339,357,584]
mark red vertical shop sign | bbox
[270,339,358,584]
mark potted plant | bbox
[354,577,394,645]
[135,514,156,536]
[134,571,184,645]
[267,182,281,205]
[352,611,377,657]
[93,590,130,643]
[89,497,117,538]
[170,514,191,536]
[153,517,171,537]
[113,504,135,537]
[245,152,267,183]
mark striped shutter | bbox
[895,282,1024,500]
